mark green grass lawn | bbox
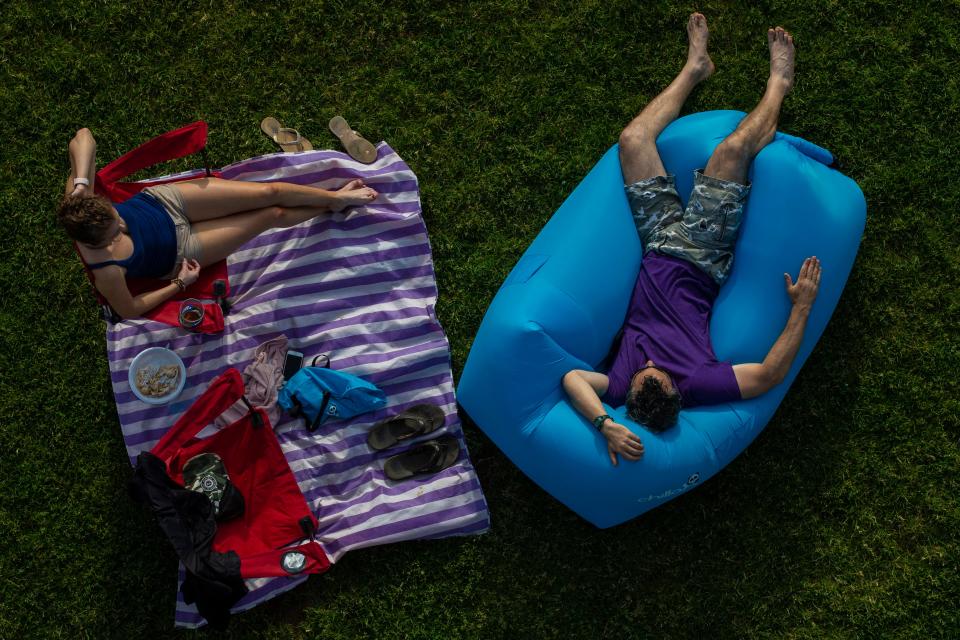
[2,0,958,637]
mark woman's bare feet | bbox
[767,26,795,93]
[684,12,715,82]
[334,179,379,210]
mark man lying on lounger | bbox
[562,14,821,466]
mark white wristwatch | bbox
[73,177,90,187]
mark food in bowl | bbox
[135,364,181,398]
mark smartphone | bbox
[282,350,305,381]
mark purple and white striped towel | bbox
[105,144,490,628]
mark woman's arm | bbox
[65,128,97,197]
[93,260,201,319]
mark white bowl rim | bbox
[128,347,187,405]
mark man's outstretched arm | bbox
[733,257,822,399]
[561,370,645,465]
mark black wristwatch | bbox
[592,414,612,431]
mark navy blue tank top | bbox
[86,192,178,279]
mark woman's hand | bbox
[333,179,379,211]
[601,421,644,466]
[177,259,201,286]
[69,183,89,198]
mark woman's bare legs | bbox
[175,177,379,267]
[619,12,714,185]
[702,27,795,185]
[190,204,332,267]
[172,177,377,222]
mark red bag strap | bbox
[96,122,209,202]
[151,368,247,461]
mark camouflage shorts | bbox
[625,170,751,285]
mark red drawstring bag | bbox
[131,368,329,626]
[150,368,329,577]
[77,122,229,331]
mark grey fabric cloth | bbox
[215,335,288,429]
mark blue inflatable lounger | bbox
[458,110,866,528]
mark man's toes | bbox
[768,28,776,44]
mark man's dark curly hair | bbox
[625,376,681,432]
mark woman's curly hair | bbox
[625,376,682,431]
[57,193,115,245]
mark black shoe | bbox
[367,404,445,451]
[383,436,460,481]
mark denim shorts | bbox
[625,170,751,285]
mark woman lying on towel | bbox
[58,127,378,319]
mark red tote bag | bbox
[149,368,330,579]
[79,122,229,331]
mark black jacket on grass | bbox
[129,452,246,630]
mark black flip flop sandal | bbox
[367,404,445,451]
[383,436,460,481]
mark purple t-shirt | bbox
[603,252,741,408]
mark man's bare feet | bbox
[684,12,715,81]
[767,26,795,93]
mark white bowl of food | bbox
[129,347,187,405]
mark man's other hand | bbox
[601,421,644,466]
[784,256,821,308]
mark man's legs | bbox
[703,27,796,184]
[653,26,796,286]
[619,12,714,185]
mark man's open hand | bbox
[784,256,821,308]
[601,421,644,466]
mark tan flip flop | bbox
[329,116,377,163]
[260,116,313,153]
